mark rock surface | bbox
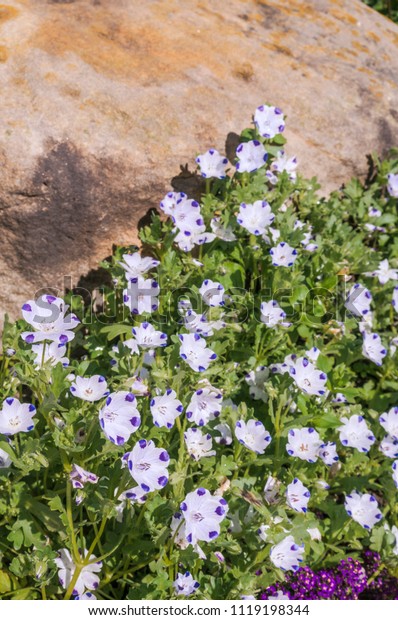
[1,0,398,321]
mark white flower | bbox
[318,442,339,466]
[172,198,204,234]
[210,217,236,242]
[286,478,311,513]
[214,423,233,446]
[160,191,187,216]
[254,104,285,138]
[236,200,274,235]
[235,140,268,173]
[70,464,99,489]
[178,333,217,372]
[270,242,298,267]
[120,485,148,505]
[387,173,398,198]
[260,300,290,328]
[307,527,322,541]
[344,491,382,530]
[264,475,280,504]
[289,357,327,396]
[368,207,382,217]
[0,397,36,435]
[131,322,167,349]
[123,276,160,315]
[180,488,228,545]
[99,391,141,445]
[384,523,398,555]
[362,332,387,366]
[32,341,69,368]
[150,389,183,429]
[270,535,304,572]
[245,366,269,402]
[127,439,170,492]
[199,279,225,307]
[75,592,97,600]
[186,385,222,426]
[392,461,398,488]
[70,375,109,402]
[174,226,216,252]
[258,524,270,542]
[345,283,372,318]
[184,428,216,461]
[379,407,398,440]
[173,571,200,596]
[286,428,322,463]
[55,548,102,595]
[267,591,290,600]
[0,448,12,468]
[365,259,398,284]
[305,346,320,363]
[338,415,375,453]
[119,252,159,279]
[393,287,398,313]
[332,392,347,404]
[196,149,228,179]
[271,150,297,180]
[21,295,79,345]
[235,419,272,454]
[379,435,398,458]
[183,310,212,336]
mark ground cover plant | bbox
[0,105,398,600]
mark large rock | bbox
[1,0,398,321]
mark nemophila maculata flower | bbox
[160,191,187,216]
[70,464,99,489]
[75,592,97,600]
[0,448,12,468]
[236,200,274,235]
[171,198,203,234]
[184,428,216,461]
[365,259,398,285]
[180,488,228,545]
[271,150,298,180]
[344,491,382,530]
[70,375,109,402]
[55,549,102,595]
[286,478,311,513]
[270,242,298,267]
[196,148,228,179]
[289,356,327,396]
[99,391,141,445]
[318,442,339,466]
[199,279,225,307]
[174,226,216,252]
[362,331,387,366]
[123,276,160,314]
[379,435,398,458]
[21,295,80,345]
[254,104,285,138]
[379,408,398,440]
[210,217,236,241]
[345,283,372,318]
[387,172,398,198]
[178,333,217,372]
[392,461,398,488]
[260,300,289,328]
[270,535,304,572]
[173,571,200,597]
[214,423,233,445]
[235,140,268,173]
[286,428,322,463]
[0,397,36,435]
[186,384,222,426]
[127,439,169,492]
[131,322,167,349]
[245,365,269,402]
[338,415,375,453]
[150,389,183,429]
[119,252,160,279]
[235,419,272,454]
[32,341,69,368]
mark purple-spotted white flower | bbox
[214,423,233,446]
[119,253,159,279]
[235,140,268,173]
[379,408,398,440]
[21,295,79,345]
[362,332,387,366]
[369,206,382,217]
[379,435,398,458]
[332,392,347,404]
[199,279,225,307]
[260,300,290,328]
[180,488,228,545]
[286,478,310,513]
[270,150,297,180]
[70,464,99,489]
[0,397,36,435]
[70,375,109,402]
[75,592,97,600]
[365,259,398,285]
[184,428,216,461]
[132,322,167,349]
[127,439,170,492]
[210,217,236,242]
[345,283,372,318]
[160,191,187,216]
[150,389,183,429]
[318,442,339,466]
[99,392,141,445]
[173,571,200,597]
[123,276,160,315]
[236,200,274,235]
[172,198,203,234]
[338,415,375,453]
[267,591,290,601]
[270,242,298,267]
[345,491,382,530]
[264,475,281,504]
[393,287,398,313]
[286,428,322,463]
[235,419,272,454]
[270,535,304,572]
[174,226,216,252]
[392,461,398,488]
[289,357,327,396]
[0,448,11,468]
[387,173,398,198]
[245,366,269,402]
[120,486,148,505]
[186,384,222,426]
[178,333,217,372]
[196,149,228,179]
[32,342,69,368]
[55,549,102,595]
[254,104,285,138]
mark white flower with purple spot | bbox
[172,198,203,234]
[338,415,375,453]
[264,475,280,504]
[119,253,159,279]
[55,549,102,595]
[196,149,228,179]
[235,419,272,454]
[120,486,148,505]
[393,287,398,313]
[379,408,398,440]
[99,391,141,445]
[123,276,160,315]
[387,173,398,198]
[235,140,268,173]
[379,435,398,458]
[392,460,398,488]
[186,384,222,426]
[286,428,322,463]
[362,331,387,366]
[184,428,216,461]
[160,191,187,216]
[150,389,183,429]
[289,357,327,396]
[127,439,169,492]
[32,341,69,368]
[332,392,347,404]
[210,217,236,242]
[180,488,228,545]
[199,279,225,307]
[174,571,200,597]
[344,491,382,530]
[0,448,11,468]
[236,200,274,236]
[345,283,372,318]
[131,322,167,349]
[260,300,290,328]
[178,333,216,372]
[245,366,269,402]
[70,375,109,402]
[214,423,233,446]
[21,295,79,345]
[174,226,216,252]
[0,397,36,435]
[270,242,298,267]
[365,259,398,285]
[286,478,311,513]
[267,591,290,600]
[369,207,382,217]
[254,104,285,138]
[318,442,339,466]
[271,150,297,180]
[270,535,304,572]
[70,464,99,489]
[75,592,97,600]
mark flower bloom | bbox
[119,252,159,279]
[174,226,216,252]
[379,407,398,440]
[123,276,160,314]
[236,200,274,235]
[318,442,339,466]
[75,592,97,600]
[289,357,327,396]
[32,342,69,368]
[21,295,80,345]
[199,279,225,307]
[270,150,297,180]
[286,428,322,463]
[286,478,311,513]
[55,549,102,595]
[362,332,387,366]
[99,392,141,445]
[186,384,222,426]
[70,464,99,489]
[270,242,298,267]
[160,191,187,216]
[365,259,398,285]
[254,104,285,138]
[393,287,398,313]
[235,419,272,454]
[264,475,280,504]
[392,461,398,488]
[210,217,236,242]
[127,439,170,492]
[180,488,228,545]
[0,397,36,435]
[214,423,233,446]
[387,172,398,198]
[235,140,268,173]
[184,428,216,461]
[260,300,290,328]
[344,491,382,530]
[0,448,12,468]
[70,375,109,402]
[178,333,217,372]
[345,283,372,318]
[338,415,375,453]
[196,149,228,179]
[270,535,304,572]
[173,571,200,596]
[379,435,398,458]
[131,322,167,349]
[150,389,183,429]
[245,366,269,402]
